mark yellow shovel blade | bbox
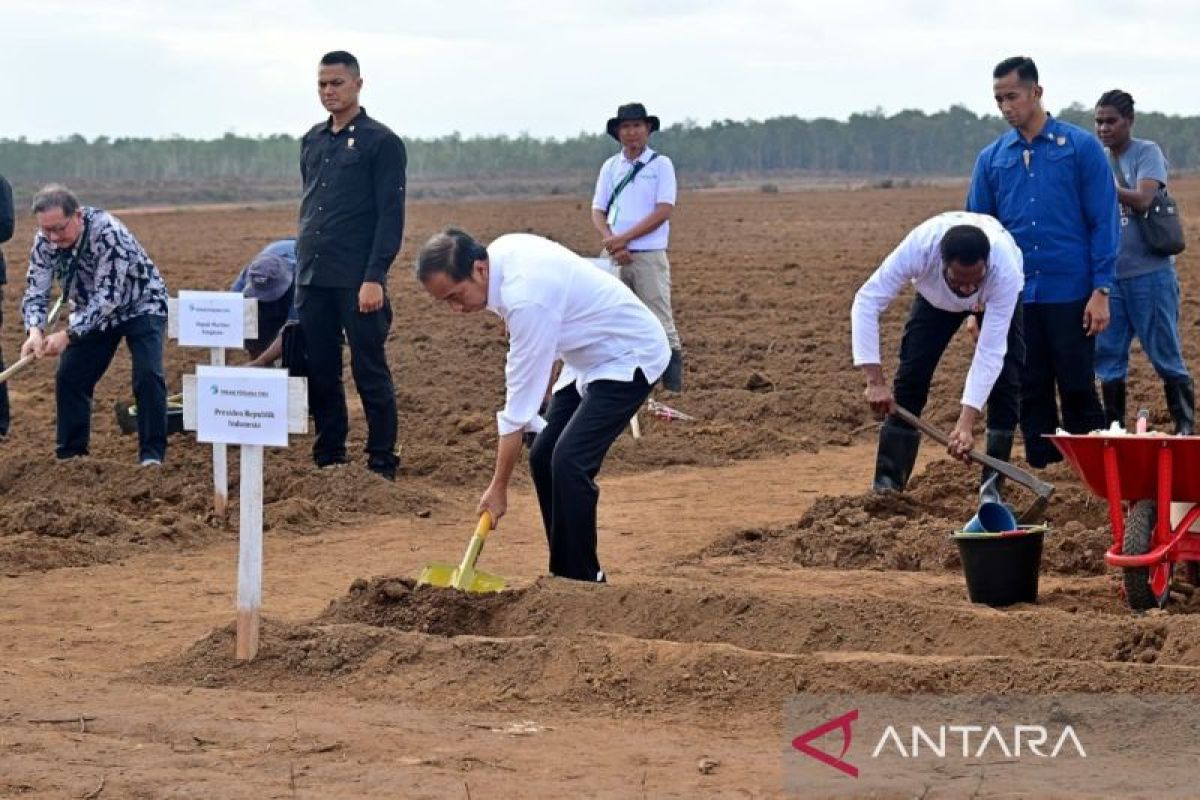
[416,512,507,593]
[417,562,507,593]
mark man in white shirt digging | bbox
[851,212,1025,503]
[416,229,670,582]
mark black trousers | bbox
[56,314,167,461]
[0,287,9,436]
[297,286,397,471]
[886,293,1024,435]
[1021,300,1105,467]
[528,370,654,582]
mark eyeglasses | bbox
[40,215,76,237]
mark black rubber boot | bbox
[662,349,684,393]
[871,423,921,493]
[979,429,1015,505]
[1101,380,1126,431]
[1164,378,1195,435]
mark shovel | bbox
[0,356,35,386]
[417,511,507,593]
[0,296,65,386]
[892,404,1055,524]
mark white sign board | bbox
[177,291,246,348]
[196,366,289,447]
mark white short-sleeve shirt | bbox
[591,146,677,251]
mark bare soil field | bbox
[1,179,1199,797]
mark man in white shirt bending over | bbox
[416,229,670,583]
[851,212,1025,503]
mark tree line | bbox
[0,105,1196,195]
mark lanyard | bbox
[604,152,658,214]
[54,215,89,299]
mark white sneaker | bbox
[140,458,163,467]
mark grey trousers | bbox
[607,249,681,351]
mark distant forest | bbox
[1,104,1197,204]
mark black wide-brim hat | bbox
[606,102,661,141]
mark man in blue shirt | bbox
[967,56,1119,467]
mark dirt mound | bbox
[698,458,1113,575]
[0,457,218,573]
[261,464,440,531]
[0,452,441,574]
[153,574,1200,716]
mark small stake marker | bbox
[169,293,258,519]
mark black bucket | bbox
[952,525,1047,607]
[114,399,186,436]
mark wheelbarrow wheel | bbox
[1122,500,1171,611]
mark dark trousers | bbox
[297,286,397,470]
[0,288,9,436]
[56,314,167,461]
[528,370,654,582]
[1021,300,1105,467]
[886,294,1024,434]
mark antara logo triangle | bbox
[792,709,859,778]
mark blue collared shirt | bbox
[966,116,1118,303]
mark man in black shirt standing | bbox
[297,50,405,479]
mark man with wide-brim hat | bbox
[591,102,684,392]
[605,102,660,139]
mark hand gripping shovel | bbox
[0,296,65,387]
[417,512,507,593]
[892,405,1055,524]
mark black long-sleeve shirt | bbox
[297,107,406,288]
[0,174,14,285]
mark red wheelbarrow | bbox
[1050,433,1200,610]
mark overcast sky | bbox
[2,0,1197,142]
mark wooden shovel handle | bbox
[0,296,67,385]
[892,405,1055,500]
[0,354,35,385]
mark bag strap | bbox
[1106,148,1130,190]
[604,152,659,214]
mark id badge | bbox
[606,203,619,226]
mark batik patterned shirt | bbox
[22,207,168,338]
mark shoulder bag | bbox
[1108,149,1186,257]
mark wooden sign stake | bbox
[211,347,229,517]
[183,373,308,661]
[235,444,263,659]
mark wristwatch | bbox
[1095,286,1111,297]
